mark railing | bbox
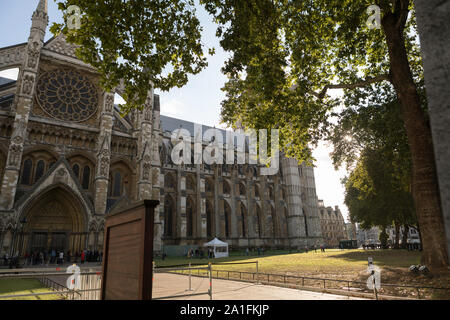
[2,264,448,300]
[0,271,102,300]
[157,263,449,300]
[153,264,213,300]
[205,270,449,300]
[39,276,77,300]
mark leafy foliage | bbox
[344,146,416,230]
[201,0,422,164]
[51,0,211,112]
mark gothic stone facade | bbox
[318,200,347,248]
[0,1,323,257]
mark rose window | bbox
[36,69,98,122]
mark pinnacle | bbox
[36,0,48,13]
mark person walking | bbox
[59,251,64,265]
[81,250,85,264]
[39,251,44,265]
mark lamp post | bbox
[18,217,27,267]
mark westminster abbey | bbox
[0,1,324,258]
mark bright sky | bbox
[0,0,350,220]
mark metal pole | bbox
[209,263,212,300]
[256,261,259,284]
[188,262,192,291]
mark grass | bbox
[155,249,421,274]
[0,279,64,300]
[155,249,450,299]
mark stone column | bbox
[94,92,114,215]
[282,157,307,249]
[198,170,207,240]
[230,166,238,244]
[246,176,255,242]
[303,165,323,245]
[214,166,221,238]
[414,0,450,263]
[136,93,153,200]
[0,2,48,210]
[178,170,187,243]
[151,99,162,252]
[159,171,166,240]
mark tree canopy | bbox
[202,0,448,268]
[201,0,421,162]
[52,0,212,111]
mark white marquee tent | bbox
[203,238,229,258]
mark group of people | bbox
[187,248,215,259]
[1,248,103,268]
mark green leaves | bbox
[340,87,416,230]
[52,0,210,111]
[201,0,421,164]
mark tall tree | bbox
[332,83,417,246]
[202,0,448,269]
[344,147,416,236]
[413,0,450,264]
[52,0,211,110]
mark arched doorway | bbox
[21,186,88,256]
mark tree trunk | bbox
[382,13,449,269]
[394,222,400,249]
[413,0,450,266]
[402,225,409,249]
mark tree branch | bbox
[395,0,410,30]
[316,74,392,99]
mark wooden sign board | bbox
[101,200,159,300]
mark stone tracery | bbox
[35,68,98,122]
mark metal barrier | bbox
[0,270,102,300]
[153,264,213,300]
[196,269,449,300]
[2,263,447,300]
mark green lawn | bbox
[155,249,421,275]
[0,279,64,300]
[155,249,450,299]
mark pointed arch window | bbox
[206,201,213,238]
[34,160,45,183]
[186,199,194,238]
[224,206,230,238]
[255,206,262,238]
[113,172,122,197]
[72,164,80,179]
[303,209,309,237]
[223,180,231,194]
[255,184,261,198]
[164,197,174,237]
[239,183,246,196]
[241,204,246,237]
[82,166,91,190]
[21,159,33,185]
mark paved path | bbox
[153,273,365,300]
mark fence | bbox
[153,264,213,300]
[188,269,449,300]
[1,264,448,300]
[155,261,449,300]
[0,269,102,300]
